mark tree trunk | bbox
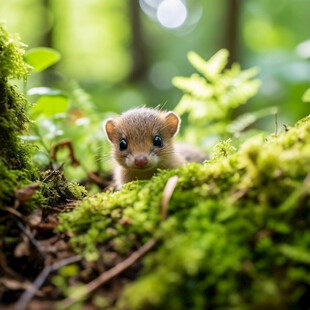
[128,0,147,81]
[224,0,240,66]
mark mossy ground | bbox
[59,115,310,309]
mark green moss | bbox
[0,24,39,208]
[59,114,310,309]
[0,24,86,209]
[41,169,87,206]
[0,23,31,80]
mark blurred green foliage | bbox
[20,46,111,182]
[1,0,309,125]
[24,47,61,72]
[303,88,310,102]
[22,47,269,182]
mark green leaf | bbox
[24,47,61,72]
[279,244,310,264]
[31,95,69,117]
[302,88,310,102]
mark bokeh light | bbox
[156,0,187,29]
[296,40,310,59]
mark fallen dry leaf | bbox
[161,176,178,220]
[25,209,42,227]
[14,235,30,258]
[0,277,33,291]
[14,183,40,208]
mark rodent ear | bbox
[104,118,115,142]
[164,111,181,137]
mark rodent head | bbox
[104,107,180,171]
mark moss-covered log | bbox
[59,115,310,309]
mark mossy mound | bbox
[59,115,310,309]
[41,169,87,206]
[0,24,39,208]
[0,24,86,209]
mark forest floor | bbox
[0,176,139,310]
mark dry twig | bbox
[15,255,81,310]
[16,220,46,259]
[51,140,80,167]
[61,238,157,308]
[161,176,178,220]
[3,206,23,218]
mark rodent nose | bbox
[134,155,148,168]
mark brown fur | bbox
[105,107,206,189]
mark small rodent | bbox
[105,107,207,189]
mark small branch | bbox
[16,220,46,259]
[61,238,157,308]
[15,255,81,310]
[3,206,23,219]
[0,241,21,279]
[161,176,178,220]
[51,140,80,167]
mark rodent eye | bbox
[119,138,128,151]
[153,135,163,148]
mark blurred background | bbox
[2,0,310,120]
[1,0,310,184]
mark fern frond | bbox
[172,74,213,100]
[227,107,277,134]
[174,95,208,119]
[174,95,225,122]
[238,66,260,81]
[220,79,261,108]
[173,49,263,145]
[188,49,229,81]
